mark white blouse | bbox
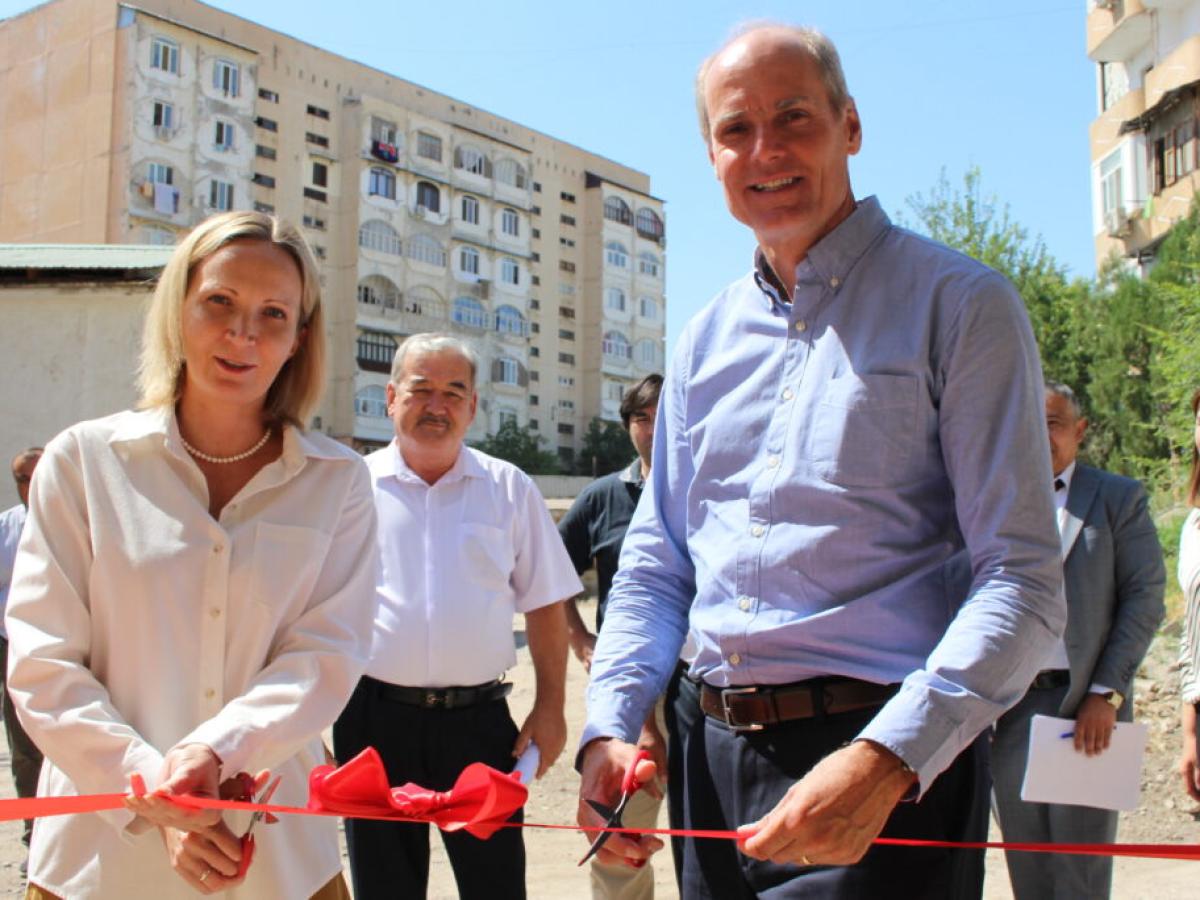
[1178,508,1200,703]
[6,408,379,899]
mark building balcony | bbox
[1145,35,1200,109]
[370,140,400,164]
[1090,86,1144,158]
[354,413,395,445]
[1087,0,1152,63]
[1143,0,1191,9]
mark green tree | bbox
[575,418,634,477]
[471,420,562,475]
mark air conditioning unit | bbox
[1104,208,1130,238]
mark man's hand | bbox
[577,739,664,868]
[737,740,915,867]
[635,712,667,801]
[159,821,245,894]
[1180,702,1200,803]
[570,630,598,672]
[125,743,224,831]
[513,700,567,778]
[1074,694,1118,756]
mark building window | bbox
[559,352,575,365]
[494,158,528,189]
[312,245,326,260]
[213,59,240,97]
[500,257,520,286]
[368,167,396,200]
[605,380,625,402]
[558,328,575,340]
[256,144,277,160]
[214,120,235,151]
[560,191,576,203]
[498,408,519,428]
[560,237,575,248]
[559,305,575,318]
[152,100,174,130]
[558,423,575,436]
[604,195,632,225]
[559,260,576,273]
[495,305,527,336]
[501,208,519,237]
[532,227,541,239]
[406,234,446,267]
[638,296,658,320]
[355,385,388,418]
[559,283,576,296]
[416,181,441,214]
[530,346,540,357]
[605,288,626,312]
[416,131,443,162]
[1171,119,1197,183]
[150,37,178,74]
[252,173,275,188]
[371,116,398,145]
[358,220,402,256]
[530,299,540,309]
[531,322,540,333]
[306,132,330,148]
[455,145,491,177]
[209,180,234,211]
[636,207,664,241]
[461,195,480,225]
[603,330,632,360]
[561,214,576,226]
[303,214,326,230]
[533,181,542,192]
[258,87,279,102]
[636,338,662,369]
[531,252,540,262]
[459,246,480,275]
[356,331,398,372]
[147,162,173,185]
[496,357,521,385]
[1099,149,1122,217]
[606,241,629,268]
[254,201,274,214]
[531,275,540,286]
[256,116,278,132]
[312,161,328,188]
[559,376,575,388]
[306,104,331,120]
[638,251,661,278]
[303,187,327,203]
[453,296,488,329]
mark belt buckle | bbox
[720,686,764,732]
[423,691,443,708]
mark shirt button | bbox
[830,276,841,288]
[212,544,223,555]
[729,652,741,666]
[750,524,765,538]
[766,455,780,469]
[210,608,221,619]
[795,319,807,332]
[204,688,216,700]
[737,596,752,611]
[782,388,794,402]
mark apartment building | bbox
[0,0,667,460]
[1087,0,1200,272]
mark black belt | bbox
[699,677,898,732]
[367,675,512,709]
[1029,669,1070,690]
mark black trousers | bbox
[0,635,43,847]
[664,662,701,890]
[332,676,525,900]
[677,698,990,899]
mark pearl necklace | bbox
[181,427,272,464]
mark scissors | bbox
[236,774,282,879]
[578,749,652,866]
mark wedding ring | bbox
[199,866,212,884]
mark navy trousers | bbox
[333,676,525,900]
[677,696,990,899]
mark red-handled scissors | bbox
[236,775,281,879]
[578,749,652,866]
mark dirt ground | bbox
[0,598,1197,897]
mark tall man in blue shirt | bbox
[577,23,1065,899]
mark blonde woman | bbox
[1180,389,1200,802]
[6,212,378,898]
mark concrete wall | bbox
[0,279,146,508]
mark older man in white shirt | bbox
[334,332,580,900]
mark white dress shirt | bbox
[1177,508,1200,703]
[365,442,582,687]
[5,407,379,899]
[0,503,26,639]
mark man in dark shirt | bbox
[559,374,668,899]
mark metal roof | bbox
[0,244,173,271]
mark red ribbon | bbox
[5,753,1198,861]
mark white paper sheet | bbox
[1020,714,1148,811]
[513,741,540,785]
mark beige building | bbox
[0,244,171,509]
[0,0,667,461]
[1087,0,1200,272]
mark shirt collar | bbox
[619,458,645,486]
[1054,460,1077,492]
[386,440,485,486]
[751,196,892,311]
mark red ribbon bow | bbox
[306,748,528,839]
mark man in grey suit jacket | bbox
[992,381,1165,899]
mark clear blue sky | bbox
[4,0,1096,353]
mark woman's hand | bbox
[1180,703,1200,803]
[125,743,224,831]
[159,822,245,894]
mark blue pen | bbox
[1060,731,1075,739]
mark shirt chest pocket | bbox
[807,373,920,487]
[459,523,515,593]
[248,522,330,624]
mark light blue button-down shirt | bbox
[583,197,1065,790]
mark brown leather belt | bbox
[1029,669,1070,690]
[699,677,898,732]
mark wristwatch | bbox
[1100,690,1124,711]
